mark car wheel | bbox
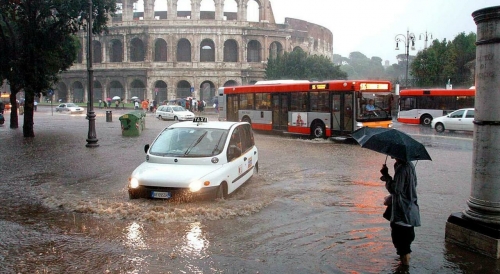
[435,123,445,133]
[174,116,178,121]
[421,115,433,126]
[157,115,162,120]
[311,122,326,139]
[215,182,228,200]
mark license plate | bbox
[151,191,171,199]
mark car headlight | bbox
[129,177,139,189]
[189,181,203,192]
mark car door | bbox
[462,109,475,131]
[447,109,465,131]
[225,124,257,194]
[166,106,173,119]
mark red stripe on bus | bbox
[251,124,273,131]
[287,126,311,135]
[397,118,420,124]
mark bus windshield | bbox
[357,92,393,121]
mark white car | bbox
[55,103,84,114]
[128,117,258,200]
[431,108,475,132]
[155,105,195,121]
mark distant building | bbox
[56,0,333,104]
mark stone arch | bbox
[177,38,192,62]
[109,39,123,62]
[154,38,168,61]
[176,80,192,98]
[247,40,262,62]
[293,46,304,52]
[130,79,147,100]
[223,80,238,87]
[200,0,216,20]
[56,82,68,102]
[72,81,85,103]
[223,39,238,62]
[130,37,146,62]
[109,80,125,100]
[94,81,103,102]
[199,81,215,102]
[268,41,283,60]
[247,0,260,22]
[92,40,102,63]
[200,39,215,62]
[154,80,168,104]
[223,0,238,21]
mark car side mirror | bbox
[144,144,150,153]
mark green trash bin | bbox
[119,111,146,136]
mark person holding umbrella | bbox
[351,127,430,267]
[380,157,420,267]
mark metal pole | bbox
[86,0,99,147]
[405,30,409,88]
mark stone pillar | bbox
[191,0,200,20]
[445,5,500,259]
[144,0,155,20]
[215,0,223,21]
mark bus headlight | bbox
[189,181,203,192]
[129,177,140,189]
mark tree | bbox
[340,52,388,80]
[0,0,116,137]
[265,48,347,80]
[411,32,476,88]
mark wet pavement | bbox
[0,106,499,273]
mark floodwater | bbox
[0,106,499,273]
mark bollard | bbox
[106,110,112,122]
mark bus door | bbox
[272,93,288,130]
[331,93,354,135]
[226,94,238,121]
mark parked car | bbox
[128,117,259,200]
[431,108,474,132]
[155,105,195,121]
[55,103,84,114]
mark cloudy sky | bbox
[133,0,496,64]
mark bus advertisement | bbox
[218,80,393,139]
[397,88,475,125]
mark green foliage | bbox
[265,48,347,81]
[339,51,388,81]
[0,0,116,135]
[411,32,476,88]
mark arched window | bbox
[224,39,238,62]
[109,39,123,62]
[130,38,145,62]
[247,40,261,62]
[200,39,215,62]
[92,41,102,63]
[154,39,168,61]
[177,39,192,62]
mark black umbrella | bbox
[351,127,432,162]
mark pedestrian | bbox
[141,99,149,112]
[34,100,38,111]
[98,99,102,109]
[115,100,119,109]
[134,100,139,110]
[107,99,112,108]
[380,157,420,267]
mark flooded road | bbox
[0,107,499,273]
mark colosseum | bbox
[58,0,333,105]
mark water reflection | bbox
[125,222,148,249]
[172,222,210,274]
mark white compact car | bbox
[55,103,84,114]
[128,117,258,200]
[431,108,475,132]
[155,105,195,121]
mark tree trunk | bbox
[23,91,35,137]
[9,93,19,129]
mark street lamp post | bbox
[419,31,433,49]
[86,0,99,147]
[395,29,416,88]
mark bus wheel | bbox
[242,117,251,124]
[215,182,228,200]
[421,115,432,126]
[311,122,326,139]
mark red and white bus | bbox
[218,80,394,139]
[397,88,475,125]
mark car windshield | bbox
[67,103,78,107]
[149,127,228,157]
[172,106,186,112]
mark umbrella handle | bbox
[385,155,388,164]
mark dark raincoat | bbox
[384,161,421,227]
